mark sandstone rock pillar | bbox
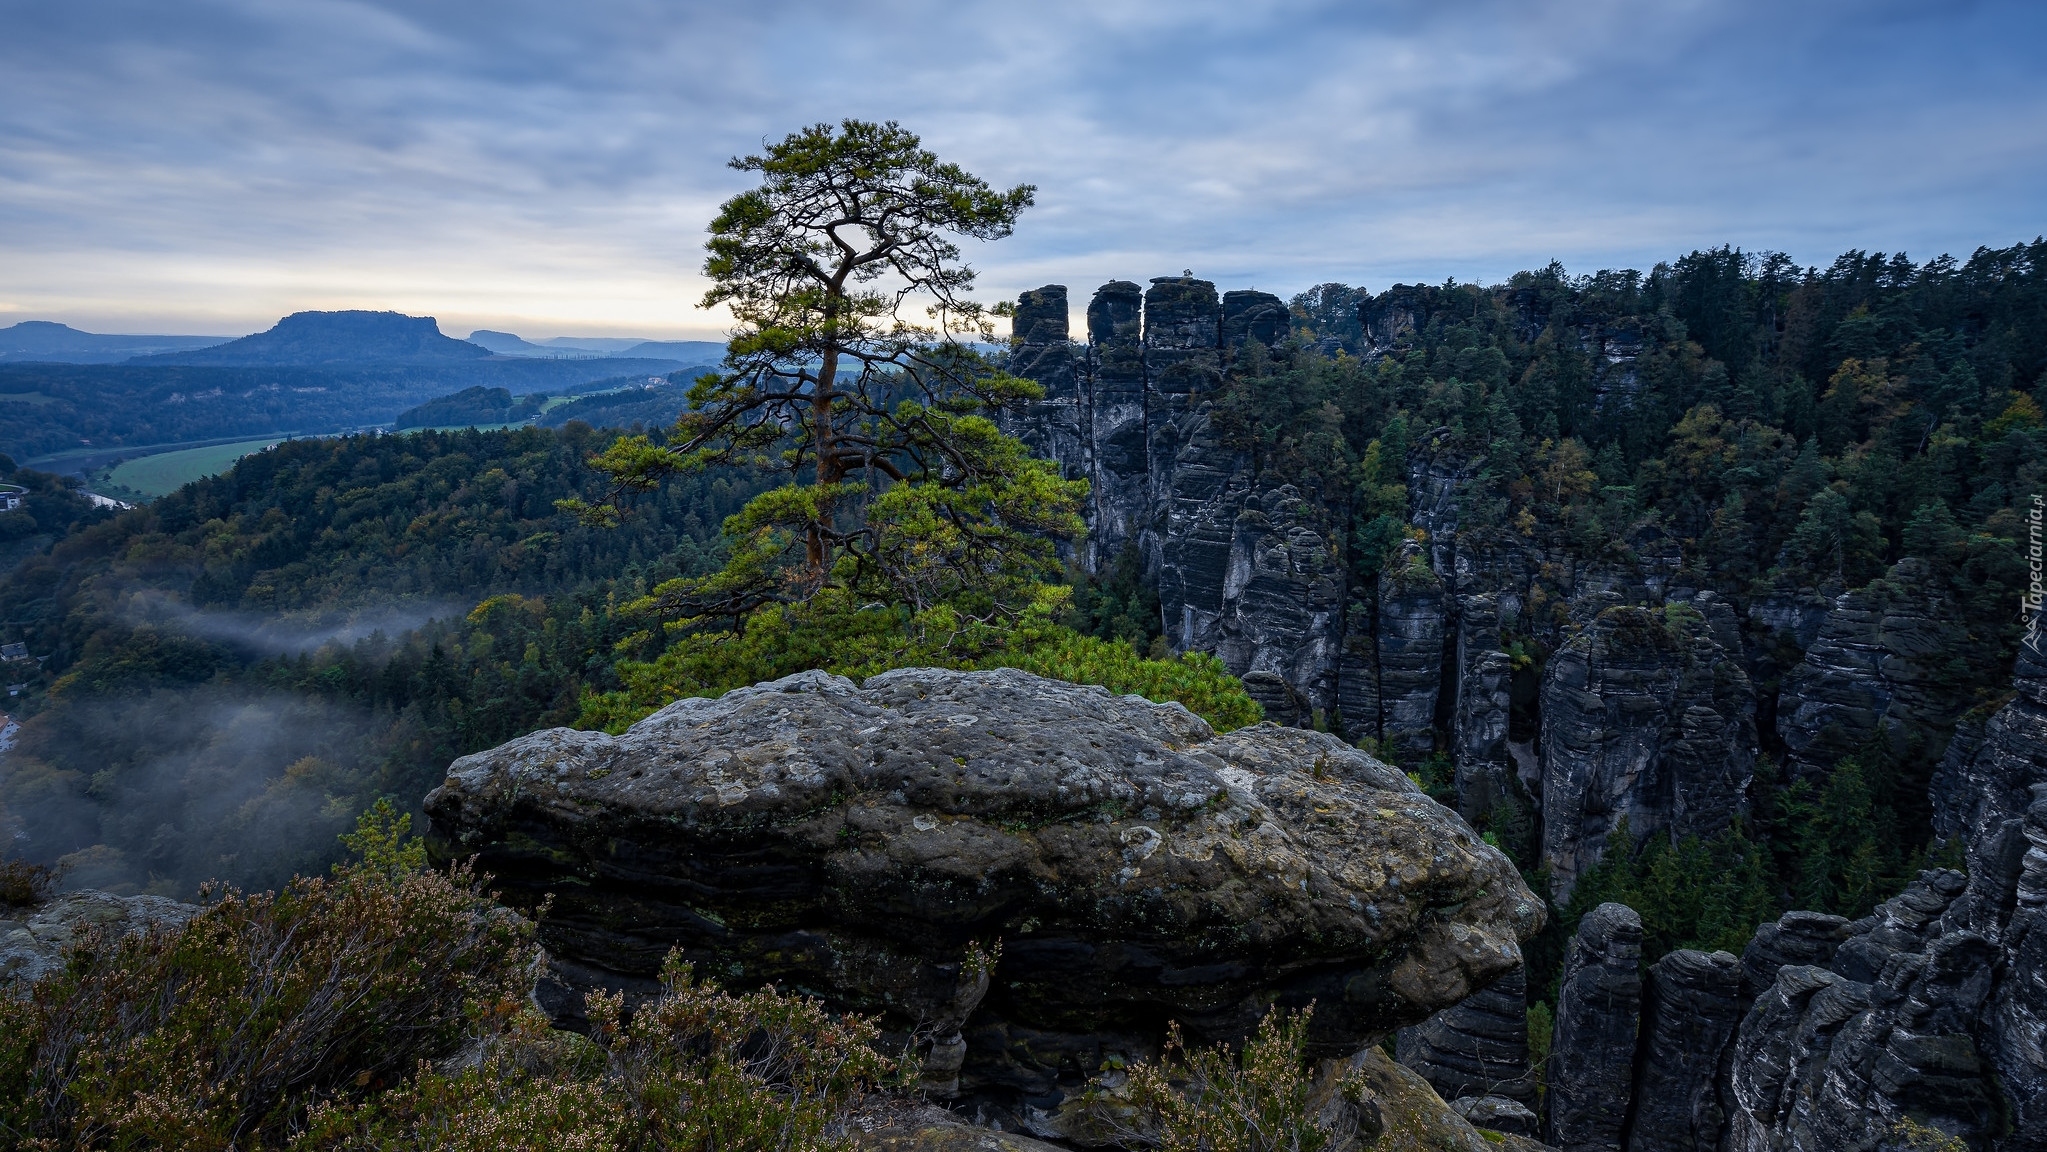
[1084,281,1146,567]
[1623,948,1741,1152]
[1546,903,1643,1152]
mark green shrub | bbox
[578,591,1262,733]
[0,809,532,1150]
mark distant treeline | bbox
[0,357,693,460]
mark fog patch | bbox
[118,588,471,656]
[0,686,391,898]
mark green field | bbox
[107,437,285,498]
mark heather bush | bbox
[0,858,57,906]
[0,803,532,1150]
[300,955,898,1152]
[1100,1007,1373,1152]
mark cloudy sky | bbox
[1,0,2042,340]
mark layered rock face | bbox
[1451,595,1521,832]
[1221,290,1290,352]
[1538,604,1756,900]
[426,667,1542,1110]
[1009,279,1338,722]
[1206,486,1345,727]
[1776,558,1972,777]
[1141,276,1224,585]
[1085,281,1147,567]
[1397,965,1535,1107]
[1624,949,1742,1152]
[1546,903,1643,1152]
[1340,541,1446,756]
[1000,285,1089,490]
[1713,650,2047,1152]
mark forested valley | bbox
[0,239,2040,984]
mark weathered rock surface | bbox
[1398,965,1535,1106]
[851,1105,1068,1152]
[1340,541,1447,754]
[1623,948,1742,1152]
[1546,903,1642,1152]
[1539,605,1756,900]
[1354,1046,1555,1152]
[1141,277,1223,580]
[1723,874,2006,1152]
[1084,281,1147,566]
[1453,1095,1540,1138]
[1218,289,1290,355]
[1776,558,1972,778]
[426,667,1543,1108]
[0,889,196,987]
[1001,285,1089,493]
[1206,486,1343,726]
[1738,910,1851,1005]
[1451,594,1526,833]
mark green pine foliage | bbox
[1064,544,1166,651]
[576,590,1259,735]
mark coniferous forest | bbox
[1,242,2040,928]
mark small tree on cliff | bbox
[570,119,1083,630]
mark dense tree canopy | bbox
[575,120,1076,626]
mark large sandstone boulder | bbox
[426,667,1543,1109]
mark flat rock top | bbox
[439,666,1435,832]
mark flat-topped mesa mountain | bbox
[135,310,493,366]
[425,666,1544,1131]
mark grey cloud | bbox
[0,0,2040,335]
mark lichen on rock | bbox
[426,666,1543,1109]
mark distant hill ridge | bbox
[0,321,232,364]
[467,330,726,364]
[136,311,491,366]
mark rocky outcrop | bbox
[1546,903,1643,1152]
[426,667,1543,1110]
[1738,910,1852,1005]
[1354,1046,1554,1152]
[1932,641,2047,1145]
[1398,966,1535,1106]
[1452,594,1525,833]
[1624,948,1742,1152]
[852,1105,1068,1152]
[1205,486,1343,726]
[1085,281,1147,566]
[0,889,196,987]
[1220,289,1290,354]
[1340,541,1447,754]
[1539,604,1756,900]
[1722,871,2006,1152]
[1141,277,1223,580]
[1001,285,1089,489]
[1776,558,1972,778]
